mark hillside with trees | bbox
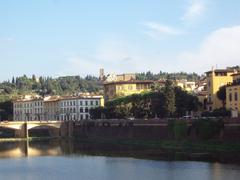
[136,71,200,81]
[0,75,103,101]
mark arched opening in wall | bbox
[0,127,15,138]
[28,126,59,138]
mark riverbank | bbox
[73,137,240,153]
[1,136,240,153]
[0,137,60,142]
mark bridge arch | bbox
[27,123,61,130]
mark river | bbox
[0,140,240,180]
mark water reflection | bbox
[0,141,62,158]
[0,139,240,165]
[1,140,240,180]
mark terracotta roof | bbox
[205,69,235,74]
[60,95,103,100]
[231,73,240,76]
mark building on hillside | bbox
[205,68,236,111]
[13,95,104,121]
[176,79,196,92]
[116,74,136,81]
[99,68,105,81]
[104,80,164,101]
[104,73,136,82]
[226,73,240,117]
[194,77,208,110]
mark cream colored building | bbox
[104,73,136,82]
[13,95,104,121]
[13,96,44,121]
[176,80,196,92]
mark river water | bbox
[0,140,240,180]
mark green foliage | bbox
[0,100,13,120]
[202,108,231,117]
[174,87,200,117]
[193,119,224,140]
[91,83,199,119]
[167,120,188,140]
[162,80,176,117]
[136,71,200,81]
[89,107,105,119]
[0,75,103,97]
[217,85,226,106]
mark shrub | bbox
[193,119,224,140]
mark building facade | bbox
[58,95,104,121]
[205,69,235,111]
[176,79,196,92]
[104,80,163,101]
[13,95,104,121]
[13,96,44,121]
[226,73,240,117]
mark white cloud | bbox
[177,25,240,73]
[182,0,205,23]
[61,26,240,76]
[142,22,181,39]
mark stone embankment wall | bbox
[73,119,240,141]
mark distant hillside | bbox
[0,71,203,102]
[136,71,200,81]
[0,75,103,102]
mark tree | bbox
[217,85,226,107]
[11,77,15,84]
[162,80,176,117]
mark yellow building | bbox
[104,80,160,101]
[226,73,240,116]
[205,69,235,111]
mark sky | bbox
[1,0,240,81]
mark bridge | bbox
[0,121,73,138]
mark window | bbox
[85,107,88,113]
[209,106,212,111]
[80,108,83,113]
[96,101,99,106]
[85,101,88,106]
[235,92,238,101]
[90,101,93,106]
[229,93,232,102]
[80,101,83,105]
[86,114,89,120]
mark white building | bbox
[13,96,44,121]
[13,95,104,121]
[59,95,104,121]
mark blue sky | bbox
[1,0,240,81]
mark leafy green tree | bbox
[217,85,226,107]
[162,80,176,117]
